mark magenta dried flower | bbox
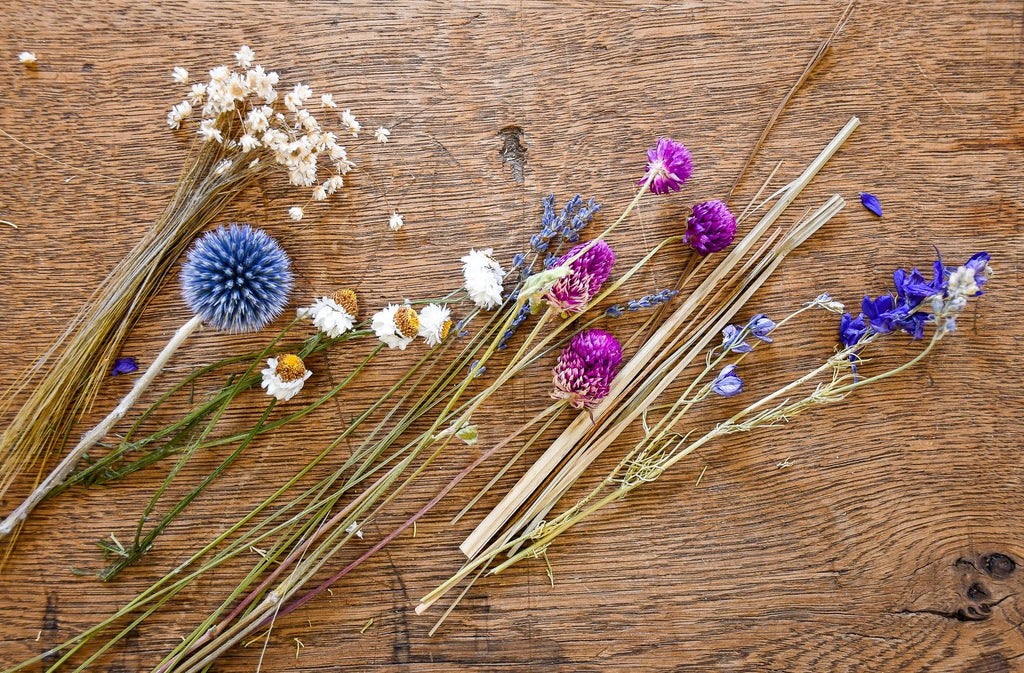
[551,329,623,409]
[685,200,736,256]
[640,137,693,195]
[544,240,616,313]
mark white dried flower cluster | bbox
[417,303,452,346]
[18,52,37,65]
[388,212,404,231]
[372,304,417,350]
[166,45,360,221]
[260,355,312,401]
[374,127,391,143]
[372,302,453,349]
[461,248,505,309]
[298,296,356,338]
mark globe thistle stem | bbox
[0,314,204,537]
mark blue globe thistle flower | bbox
[181,223,293,333]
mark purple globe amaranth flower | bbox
[551,329,623,410]
[711,364,743,397]
[685,200,737,256]
[640,137,693,195]
[544,240,616,313]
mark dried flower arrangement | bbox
[0,5,1000,670]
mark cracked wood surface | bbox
[1,1,1022,671]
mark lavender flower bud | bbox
[543,240,616,313]
[551,329,623,409]
[685,200,737,256]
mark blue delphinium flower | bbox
[181,223,293,333]
[711,364,743,397]
[839,312,868,348]
[721,324,753,353]
[721,313,775,353]
[840,249,992,354]
[747,314,776,342]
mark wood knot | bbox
[981,553,1016,579]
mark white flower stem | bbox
[0,314,204,537]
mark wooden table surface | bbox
[1,1,1022,671]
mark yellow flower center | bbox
[332,289,358,317]
[276,354,307,382]
[394,305,420,338]
[440,319,453,341]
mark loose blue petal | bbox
[859,192,883,217]
[111,357,138,376]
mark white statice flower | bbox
[239,133,260,152]
[261,355,312,402]
[284,83,313,112]
[234,45,255,69]
[188,82,207,105]
[388,212,404,231]
[461,248,505,309]
[18,52,37,65]
[245,107,270,133]
[209,65,230,83]
[321,93,337,108]
[328,144,355,174]
[295,108,320,133]
[340,109,361,137]
[246,65,278,103]
[312,185,327,201]
[298,295,356,338]
[418,304,452,346]
[197,119,223,143]
[374,127,391,143]
[166,100,192,129]
[288,206,304,221]
[171,66,189,84]
[372,304,419,350]
[324,175,344,194]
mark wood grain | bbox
[1,0,1022,670]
